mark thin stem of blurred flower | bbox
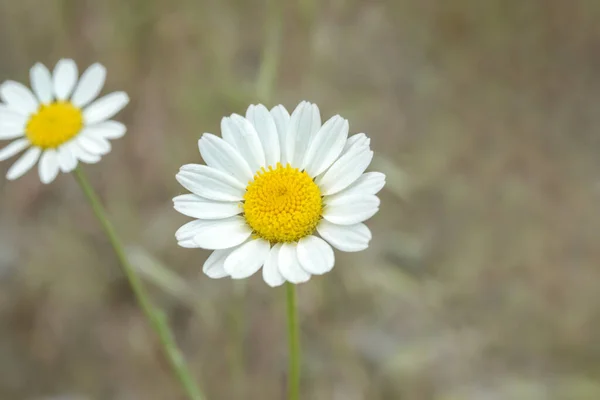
[285,282,300,400]
[73,166,205,400]
[256,0,283,103]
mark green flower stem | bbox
[229,281,247,397]
[73,166,204,400]
[285,282,300,400]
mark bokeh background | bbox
[1,0,600,399]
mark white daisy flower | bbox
[0,59,129,184]
[174,101,385,286]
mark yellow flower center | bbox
[243,163,323,243]
[26,101,83,149]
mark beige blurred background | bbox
[1,0,600,399]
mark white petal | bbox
[246,104,280,167]
[0,108,27,128]
[192,216,252,250]
[324,172,386,203]
[176,164,245,201]
[176,219,244,251]
[77,135,111,155]
[317,145,373,196]
[198,133,253,184]
[270,105,290,164]
[323,195,380,225]
[70,141,101,164]
[297,235,335,275]
[278,243,311,284]
[0,109,26,139]
[175,220,206,243]
[177,239,198,248]
[71,63,106,107]
[173,194,242,219]
[262,243,285,287]
[57,143,78,172]
[52,59,78,100]
[0,130,24,140]
[83,91,129,124]
[203,248,238,279]
[224,239,270,279]
[6,146,41,180]
[0,81,38,115]
[317,221,372,252]
[81,121,127,140]
[302,115,348,177]
[38,149,60,184]
[342,133,369,155]
[221,114,265,172]
[0,139,29,161]
[29,63,53,104]
[285,101,321,167]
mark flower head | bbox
[174,101,385,286]
[0,59,129,183]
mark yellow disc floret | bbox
[244,163,323,243]
[26,101,83,149]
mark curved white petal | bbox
[224,238,270,279]
[175,219,206,244]
[270,104,290,164]
[285,101,321,168]
[52,59,78,100]
[57,143,78,172]
[317,145,373,196]
[177,239,198,248]
[71,63,106,107]
[70,141,101,164]
[198,133,253,184]
[176,164,245,201]
[173,194,242,219]
[342,133,369,155]
[262,243,285,287]
[324,172,386,203]
[278,243,310,284]
[0,139,29,161]
[192,216,252,250]
[323,195,380,225]
[317,221,372,252]
[302,115,348,177]
[30,63,53,104]
[83,91,129,124]
[297,235,335,275]
[38,149,60,184]
[81,121,127,140]
[0,81,38,115]
[77,135,111,156]
[203,248,238,279]
[6,146,41,180]
[0,109,26,139]
[221,114,265,172]
[246,104,280,167]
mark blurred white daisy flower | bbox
[0,59,129,183]
[174,101,385,286]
